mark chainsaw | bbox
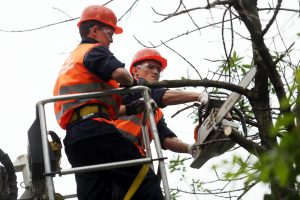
[190,66,257,169]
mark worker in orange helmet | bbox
[115,48,208,158]
[53,5,164,200]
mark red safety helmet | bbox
[130,48,167,73]
[77,5,123,34]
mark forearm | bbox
[162,90,200,106]
[162,137,189,154]
[112,67,134,86]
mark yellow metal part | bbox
[49,142,62,171]
[55,193,64,200]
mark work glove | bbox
[198,92,209,104]
[125,99,145,115]
[132,78,138,86]
[187,143,198,158]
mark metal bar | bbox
[142,90,171,200]
[37,86,150,104]
[50,158,153,176]
[63,194,77,199]
[37,102,56,200]
[141,113,153,169]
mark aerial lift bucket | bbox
[33,86,171,200]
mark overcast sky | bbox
[0,1,299,199]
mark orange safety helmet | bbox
[130,48,167,73]
[77,5,123,34]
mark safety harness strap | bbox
[123,164,150,200]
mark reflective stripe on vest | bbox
[115,109,163,155]
[53,43,121,129]
[117,115,142,143]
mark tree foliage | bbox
[135,0,300,199]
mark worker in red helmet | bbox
[53,5,164,200]
[115,48,208,158]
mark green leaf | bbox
[275,157,289,186]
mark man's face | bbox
[91,25,115,48]
[132,60,163,83]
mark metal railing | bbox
[36,86,171,200]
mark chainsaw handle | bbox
[232,107,248,137]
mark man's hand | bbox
[113,68,136,87]
[136,77,149,85]
[198,92,208,104]
[188,143,198,157]
[125,99,145,115]
[120,77,138,88]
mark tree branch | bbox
[142,79,256,98]
[229,129,267,157]
[261,0,283,36]
[133,18,238,48]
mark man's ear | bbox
[90,25,98,33]
[87,25,98,37]
[132,67,139,77]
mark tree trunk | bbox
[232,0,298,198]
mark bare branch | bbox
[142,79,256,98]
[161,42,203,79]
[0,0,114,33]
[133,18,238,48]
[182,2,201,31]
[0,18,78,33]
[152,0,233,23]
[118,0,139,22]
[52,7,73,18]
[258,7,300,14]
[261,0,283,36]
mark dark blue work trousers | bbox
[64,120,164,200]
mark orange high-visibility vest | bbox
[53,43,122,129]
[115,108,163,156]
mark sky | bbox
[0,0,299,199]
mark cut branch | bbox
[229,129,267,157]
